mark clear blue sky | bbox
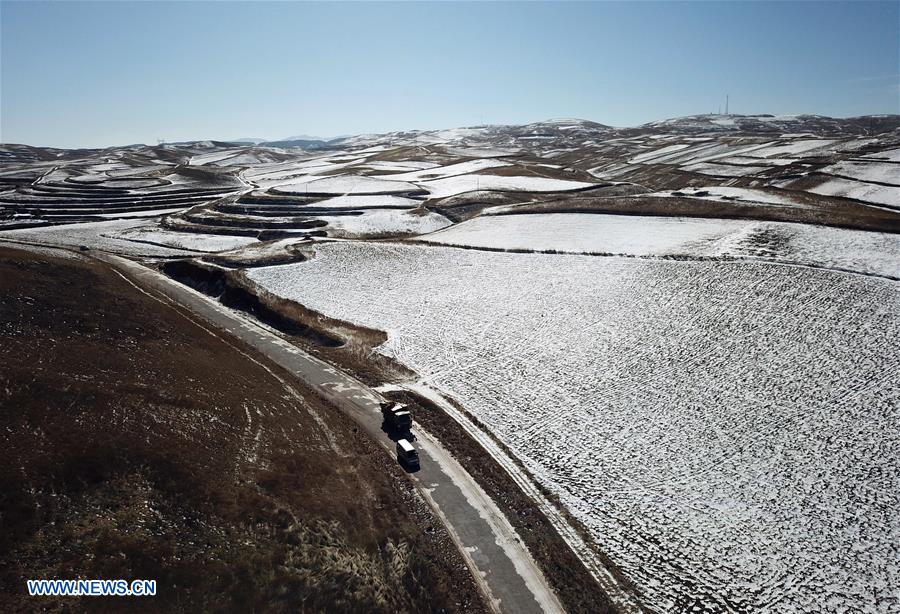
[2,1,898,148]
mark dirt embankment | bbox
[0,246,486,613]
[160,215,329,240]
[160,259,413,384]
[496,193,900,233]
[160,259,343,348]
[426,184,648,223]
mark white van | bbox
[396,439,420,469]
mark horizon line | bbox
[4,111,899,150]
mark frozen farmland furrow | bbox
[249,242,900,612]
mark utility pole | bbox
[725,94,729,116]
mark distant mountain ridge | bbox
[227,134,345,147]
[636,113,900,135]
[3,114,898,151]
[245,115,899,150]
[280,134,336,142]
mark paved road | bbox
[98,252,564,614]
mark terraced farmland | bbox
[0,156,242,230]
[249,242,900,612]
[4,114,898,245]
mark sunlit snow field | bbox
[250,241,900,612]
[422,213,900,278]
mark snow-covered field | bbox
[717,155,796,167]
[796,177,899,207]
[621,138,851,175]
[249,241,900,612]
[359,160,440,172]
[421,213,900,278]
[681,162,771,177]
[442,146,520,158]
[312,195,421,209]
[425,213,735,255]
[189,149,246,166]
[863,147,900,163]
[672,186,809,206]
[417,174,596,198]
[113,228,259,252]
[95,206,191,219]
[0,220,193,257]
[373,158,511,181]
[243,155,370,188]
[750,139,839,158]
[274,174,421,195]
[627,143,691,164]
[318,209,451,238]
[821,161,900,186]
